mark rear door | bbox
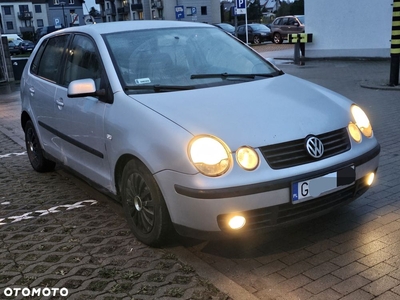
[26,34,70,161]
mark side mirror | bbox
[67,78,110,102]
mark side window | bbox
[36,35,69,82]
[62,35,102,89]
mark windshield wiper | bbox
[190,73,276,80]
[125,84,195,93]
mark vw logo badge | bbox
[305,136,324,158]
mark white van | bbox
[1,34,24,45]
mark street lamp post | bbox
[60,2,67,27]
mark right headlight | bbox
[351,105,373,138]
[188,135,232,177]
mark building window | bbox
[201,6,207,15]
[37,19,44,27]
[6,21,14,30]
[35,5,42,13]
[4,6,12,15]
[69,0,75,4]
[54,0,60,5]
[19,5,29,13]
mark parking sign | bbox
[236,0,246,14]
[175,6,184,19]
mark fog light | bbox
[228,216,246,230]
[366,172,375,186]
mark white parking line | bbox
[0,151,27,159]
[0,200,98,226]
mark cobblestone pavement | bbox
[1,56,400,300]
[0,90,232,299]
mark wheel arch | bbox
[21,111,31,132]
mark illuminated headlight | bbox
[348,122,362,143]
[351,105,373,138]
[236,146,259,171]
[188,135,232,177]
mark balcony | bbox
[117,6,129,15]
[105,8,116,16]
[131,4,143,11]
[18,11,33,20]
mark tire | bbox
[273,33,283,44]
[253,35,261,45]
[24,120,56,172]
[121,159,172,247]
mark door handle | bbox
[29,87,35,95]
[56,98,64,109]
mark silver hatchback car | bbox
[21,21,380,246]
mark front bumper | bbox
[156,144,380,239]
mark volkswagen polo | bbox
[20,21,380,246]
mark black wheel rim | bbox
[254,36,260,44]
[26,127,40,169]
[125,173,155,234]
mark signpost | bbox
[236,0,248,44]
[175,6,184,20]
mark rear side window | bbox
[33,35,69,82]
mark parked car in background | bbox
[269,15,305,44]
[213,23,236,35]
[2,33,24,46]
[18,40,35,54]
[21,21,379,246]
[236,23,271,44]
[8,41,20,56]
[36,25,64,41]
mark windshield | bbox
[103,27,279,94]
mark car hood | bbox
[129,74,352,149]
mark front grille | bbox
[217,176,369,233]
[259,128,351,169]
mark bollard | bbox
[288,33,312,66]
[389,0,400,86]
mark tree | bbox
[276,0,304,17]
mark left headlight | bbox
[351,105,373,138]
[188,135,232,177]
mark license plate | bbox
[292,166,355,204]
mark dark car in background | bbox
[18,40,35,54]
[236,23,271,45]
[8,41,20,56]
[36,25,65,41]
[213,23,236,35]
[269,15,305,44]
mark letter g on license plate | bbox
[291,166,355,204]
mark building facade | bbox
[305,0,392,58]
[0,0,85,39]
[95,0,220,24]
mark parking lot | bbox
[1,51,400,299]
